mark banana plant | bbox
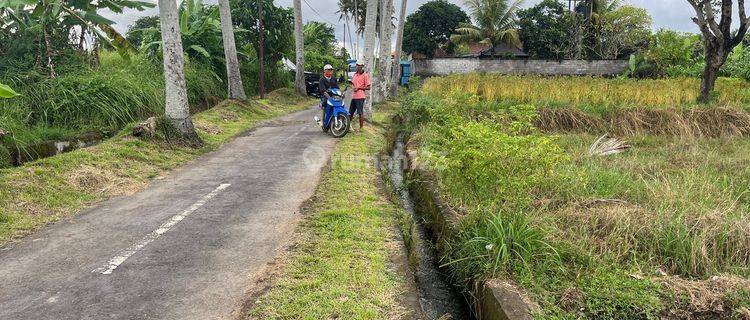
[139,0,222,60]
[0,82,19,98]
[1,0,155,76]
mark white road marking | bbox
[92,183,231,275]
[282,122,311,142]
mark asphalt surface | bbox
[0,107,335,320]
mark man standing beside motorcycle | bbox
[350,62,370,131]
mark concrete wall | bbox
[413,58,629,76]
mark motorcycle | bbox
[314,88,350,138]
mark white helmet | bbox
[323,64,334,70]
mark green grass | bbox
[398,83,750,319]
[0,51,226,167]
[0,89,314,244]
[249,108,413,320]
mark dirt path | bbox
[0,107,335,320]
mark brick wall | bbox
[413,59,629,76]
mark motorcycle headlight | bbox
[332,95,343,101]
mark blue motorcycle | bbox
[314,88,350,138]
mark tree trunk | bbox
[699,62,719,104]
[362,0,380,120]
[389,0,407,98]
[218,0,247,100]
[158,0,202,146]
[293,0,306,96]
[699,49,729,103]
[375,0,393,103]
[43,28,57,78]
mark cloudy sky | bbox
[105,0,701,53]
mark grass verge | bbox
[0,88,314,244]
[247,107,416,320]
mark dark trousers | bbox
[349,98,365,117]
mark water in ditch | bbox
[387,132,470,320]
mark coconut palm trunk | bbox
[293,0,306,96]
[218,0,247,100]
[158,0,202,146]
[389,0,407,98]
[375,0,393,103]
[362,0,380,119]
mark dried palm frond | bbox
[588,134,631,156]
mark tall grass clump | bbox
[445,211,560,284]
[0,51,226,166]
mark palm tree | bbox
[362,0,379,119]
[375,0,393,103]
[388,0,407,98]
[293,0,306,96]
[450,0,524,55]
[218,0,247,100]
[577,0,620,20]
[158,0,202,146]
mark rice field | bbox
[422,73,750,110]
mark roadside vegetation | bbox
[0,89,314,244]
[399,75,750,319]
[249,108,417,319]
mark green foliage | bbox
[0,51,225,167]
[403,0,470,57]
[304,51,346,74]
[722,42,750,81]
[136,0,225,75]
[124,16,159,48]
[303,21,337,54]
[451,0,524,53]
[642,29,703,78]
[302,21,348,73]
[518,0,579,60]
[0,0,154,73]
[401,93,570,211]
[578,271,666,320]
[446,211,559,283]
[231,0,294,64]
[0,82,18,98]
[592,5,652,59]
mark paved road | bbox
[0,107,335,320]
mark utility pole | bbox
[258,0,265,99]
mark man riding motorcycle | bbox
[319,64,338,107]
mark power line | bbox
[302,0,335,25]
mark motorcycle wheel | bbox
[330,114,350,138]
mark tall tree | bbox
[450,0,524,54]
[293,0,305,96]
[375,0,393,102]
[687,0,750,103]
[158,0,202,145]
[304,22,337,53]
[389,0,407,98]
[518,0,577,59]
[402,0,469,57]
[218,0,247,100]
[362,0,379,119]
